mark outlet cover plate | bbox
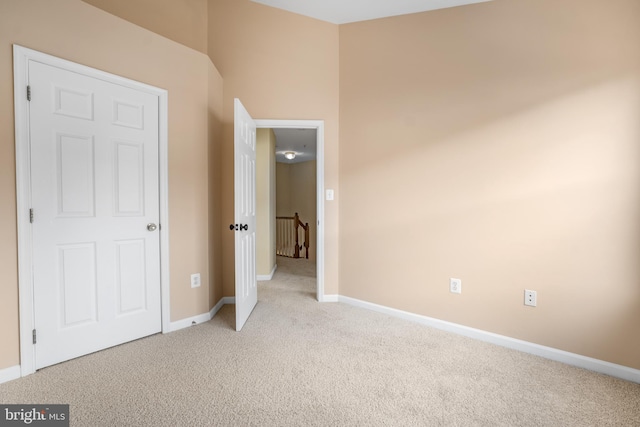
[524,289,537,307]
[191,273,201,288]
[450,278,462,294]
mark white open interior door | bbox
[28,59,162,369]
[233,99,257,331]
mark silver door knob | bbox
[147,223,157,232]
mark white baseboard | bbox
[168,297,236,332]
[209,297,226,318]
[257,264,277,281]
[321,294,339,302]
[168,311,213,332]
[0,365,21,385]
[338,295,640,384]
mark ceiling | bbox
[273,128,317,164]
[250,0,491,24]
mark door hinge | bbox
[27,85,31,101]
[32,329,36,345]
[29,208,34,223]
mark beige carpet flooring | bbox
[1,256,639,426]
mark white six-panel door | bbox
[234,99,257,331]
[29,60,162,369]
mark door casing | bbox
[13,45,171,377]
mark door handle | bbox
[147,223,158,232]
[229,224,248,231]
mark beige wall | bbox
[208,0,340,296]
[208,61,224,308]
[339,0,640,369]
[0,0,222,370]
[81,0,208,53]
[276,162,291,216]
[256,129,277,276]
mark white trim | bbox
[210,296,227,318]
[0,365,21,385]
[13,45,35,378]
[321,294,339,303]
[169,311,213,332]
[257,264,277,281]
[338,295,640,384]
[158,89,171,335]
[13,45,170,377]
[211,296,234,314]
[168,297,235,332]
[253,120,326,302]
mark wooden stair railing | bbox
[276,212,310,259]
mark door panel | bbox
[114,141,145,215]
[115,239,147,314]
[29,60,161,369]
[56,133,95,216]
[59,243,98,327]
[234,99,257,331]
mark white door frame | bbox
[253,119,326,301]
[13,45,171,377]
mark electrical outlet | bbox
[524,289,537,307]
[191,273,201,288]
[450,278,462,294]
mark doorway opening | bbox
[254,120,325,301]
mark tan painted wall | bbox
[276,162,291,216]
[208,61,224,308]
[256,129,277,276]
[81,0,208,53]
[339,0,640,369]
[0,0,221,370]
[208,0,340,296]
[276,161,317,261]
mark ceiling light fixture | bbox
[284,151,296,160]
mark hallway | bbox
[259,256,317,302]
